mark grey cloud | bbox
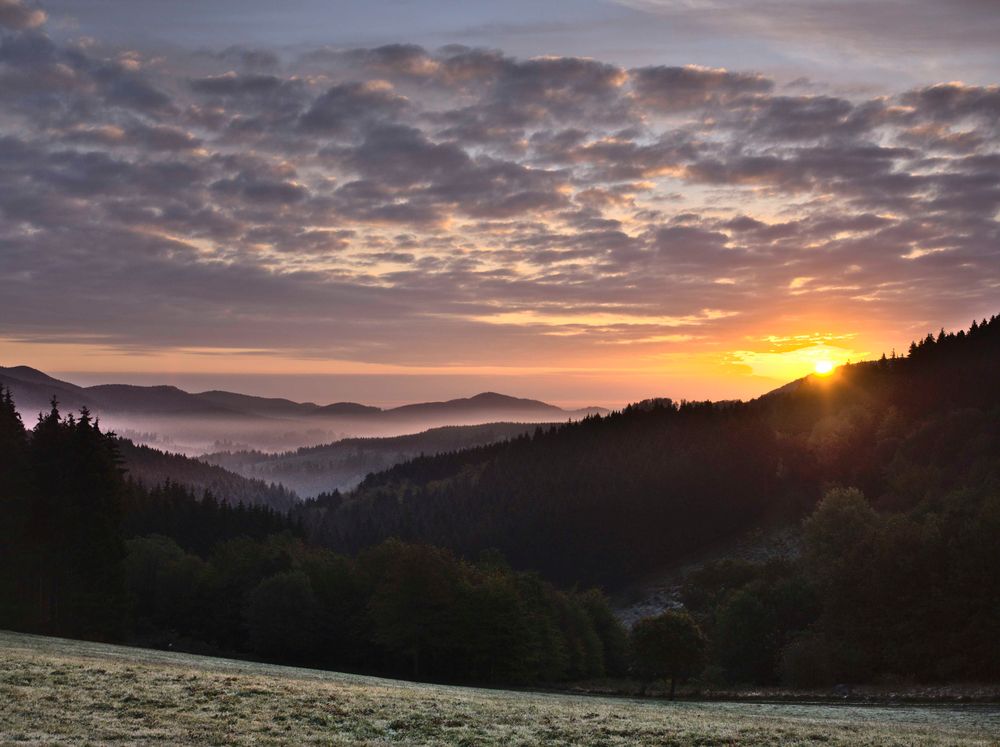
[334,124,471,186]
[304,44,434,82]
[211,172,308,205]
[190,71,288,96]
[322,124,570,221]
[64,123,201,151]
[0,0,44,30]
[130,124,201,151]
[243,227,355,255]
[300,81,409,135]
[215,46,280,71]
[740,95,886,141]
[901,83,1000,125]
[631,65,772,111]
[89,62,174,114]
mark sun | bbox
[814,360,835,376]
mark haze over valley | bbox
[0,364,605,455]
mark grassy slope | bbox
[2,632,998,746]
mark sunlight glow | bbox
[729,343,861,383]
[814,360,835,375]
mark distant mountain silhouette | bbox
[0,365,70,386]
[314,402,384,417]
[0,365,607,423]
[194,390,322,418]
[0,366,99,417]
[90,384,247,417]
[382,391,574,420]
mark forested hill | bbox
[301,316,1000,589]
[117,439,298,512]
[203,421,546,498]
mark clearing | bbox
[1,630,998,745]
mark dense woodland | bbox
[203,422,540,498]
[1,316,998,688]
[118,439,299,511]
[0,398,624,683]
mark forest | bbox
[0,397,624,684]
[0,315,998,688]
[118,438,299,511]
[203,421,541,498]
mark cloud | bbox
[0,0,45,30]
[631,65,772,111]
[190,71,288,96]
[0,18,997,375]
[300,80,409,135]
[900,83,1000,125]
[617,0,1000,72]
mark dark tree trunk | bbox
[669,676,676,701]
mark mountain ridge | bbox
[0,365,608,421]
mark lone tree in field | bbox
[630,610,706,699]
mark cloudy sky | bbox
[1,0,998,406]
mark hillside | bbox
[301,316,1000,590]
[117,439,299,511]
[204,422,547,497]
[3,632,997,746]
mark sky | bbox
[0,0,998,407]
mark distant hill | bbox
[386,392,561,418]
[0,367,242,420]
[0,366,99,418]
[204,421,548,497]
[193,390,321,418]
[0,365,605,424]
[91,385,246,417]
[313,402,384,417]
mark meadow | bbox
[1,631,998,746]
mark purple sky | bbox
[1,0,998,407]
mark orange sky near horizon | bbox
[1,2,996,409]
[0,320,887,408]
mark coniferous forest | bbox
[0,396,625,684]
[1,316,999,688]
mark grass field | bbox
[1,631,998,746]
